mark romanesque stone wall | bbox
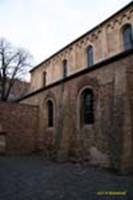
[20,52,133,172]
[30,3,133,92]
[124,54,133,173]
[0,102,38,154]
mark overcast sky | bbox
[0,0,131,65]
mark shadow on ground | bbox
[0,156,132,200]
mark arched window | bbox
[122,24,133,50]
[42,71,46,87]
[81,89,94,125]
[47,100,54,127]
[87,46,94,67]
[63,59,67,78]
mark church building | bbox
[15,2,133,173]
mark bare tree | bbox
[0,38,32,101]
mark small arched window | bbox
[63,59,67,78]
[87,46,94,67]
[47,100,54,127]
[122,24,133,50]
[81,89,94,125]
[42,71,46,87]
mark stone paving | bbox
[0,156,132,200]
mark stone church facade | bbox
[1,2,132,173]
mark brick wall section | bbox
[0,102,38,154]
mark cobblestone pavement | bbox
[0,156,132,200]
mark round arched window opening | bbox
[47,100,54,127]
[87,45,94,67]
[80,88,94,125]
[122,24,133,50]
[63,59,68,78]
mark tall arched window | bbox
[42,71,46,87]
[87,46,94,67]
[81,89,94,125]
[63,59,67,78]
[47,100,54,127]
[122,24,133,50]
